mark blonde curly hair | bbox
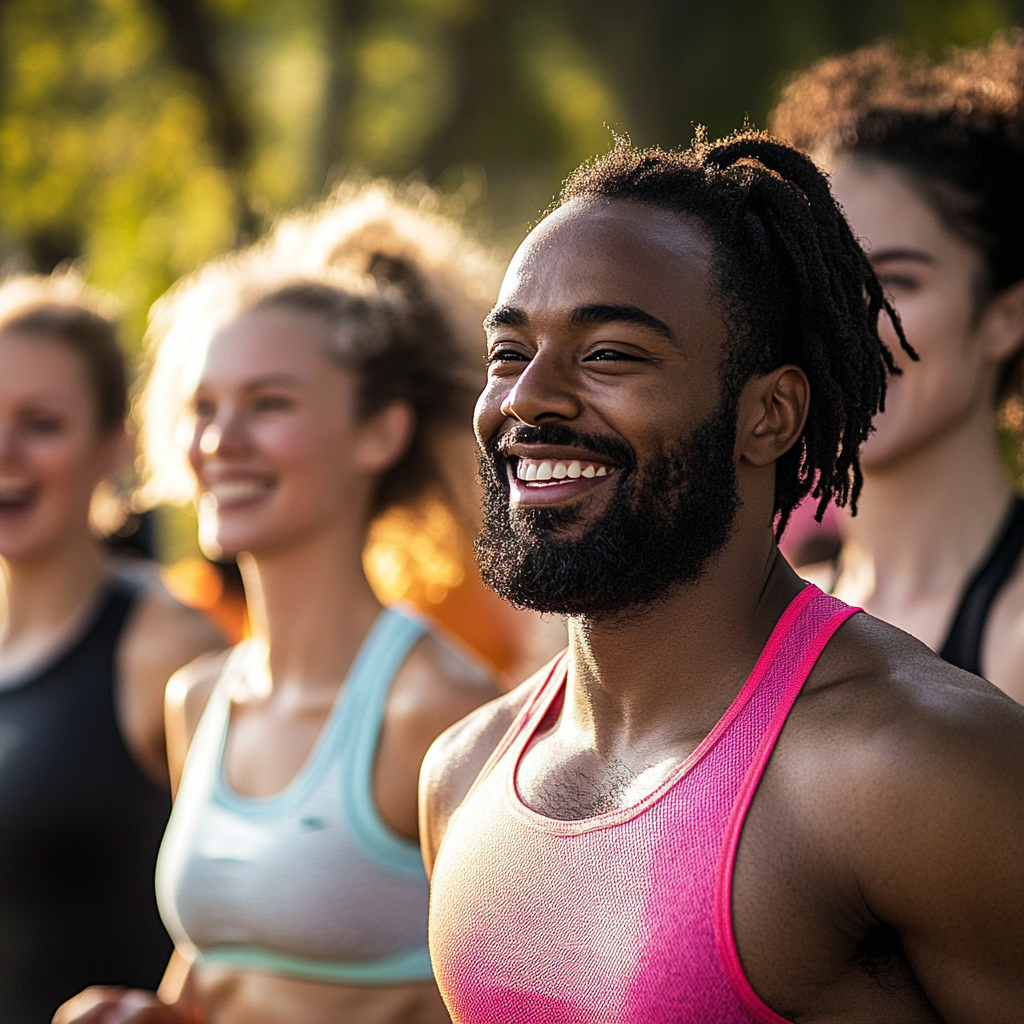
[137,180,500,517]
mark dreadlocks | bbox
[556,129,913,537]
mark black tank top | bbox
[0,578,173,1023]
[940,497,1024,677]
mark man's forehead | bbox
[494,198,717,319]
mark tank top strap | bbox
[337,605,429,879]
[940,495,1024,675]
[90,575,139,646]
[460,651,569,810]
[713,585,859,1019]
[730,585,854,736]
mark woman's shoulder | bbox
[388,619,501,732]
[164,645,235,793]
[113,560,227,785]
[116,559,226,683]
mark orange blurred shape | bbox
[364,499,528,684]
[162,557,249,645]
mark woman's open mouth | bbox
[0,479,36,516]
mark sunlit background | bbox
[2,0,1023,575]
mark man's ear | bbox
[736,365,809,468]
[354,400,417,475]
[980,279,1024,363]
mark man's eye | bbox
[485,347,531,365]
[583,348,645,362]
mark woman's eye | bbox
[877,273,920,293]
[24,416,63,434]
[253,395,293,412]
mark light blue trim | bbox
[195,607,432,983]
[211,608,425,833]
[338,607,430,881]
[197,943,434,985]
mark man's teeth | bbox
[516,459,609,483]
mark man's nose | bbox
[500,350,582,426]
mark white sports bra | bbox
[155,607,433,984]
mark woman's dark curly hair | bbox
[771,35,1024,402]
[556,129,913,537]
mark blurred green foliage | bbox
[1,0,1022,354]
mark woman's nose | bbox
[198,424,221,456]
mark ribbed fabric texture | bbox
[429,585,856,1024]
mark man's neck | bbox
[562,530,803,756]
[0,533,110,680]
[839,407,1013,611]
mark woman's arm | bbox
[117,577,226,787]
[53,950,204,1024]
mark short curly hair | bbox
[556,130,912,537]
[770,35,1024,401]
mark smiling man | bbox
[418,132,1024,1024]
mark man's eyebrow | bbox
[869,247,935,265]
[483,306,529,330]
[570,304,675,341]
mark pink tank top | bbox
[429,584,857,1024]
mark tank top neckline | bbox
[213,604,422,816]
[0,574,134,695]
[504,584,820,836]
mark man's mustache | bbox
[486,424,636,471]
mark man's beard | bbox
[475,404,741,618]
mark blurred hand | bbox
[53,987,195,1024]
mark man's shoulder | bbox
[419,657,561,872]
[812,608,1021,720]
[790,609,1024,856]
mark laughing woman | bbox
[55,187,500,1024]
[0,275,224,1024]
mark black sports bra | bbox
[0,578,172,1022]
[939,497,1024,677]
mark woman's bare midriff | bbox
[195,966,451,1024]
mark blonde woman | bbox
[0,275,223,1023]
[57,187,501,1024]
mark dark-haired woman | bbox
[56,186,500,1024]
[0,275,225,1023]
[771,37,1024,702]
